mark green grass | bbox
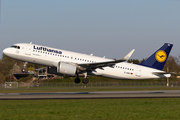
[0,98,180,120]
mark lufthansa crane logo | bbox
[155,50,167,63]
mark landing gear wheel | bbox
[21,68,26,73]
[74,77,81,84]
[82,78,89,84]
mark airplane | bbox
[3,43,173,84]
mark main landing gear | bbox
[74,77,81,84]
[74,77,89,84]
[74,72,89,84]
[82,78,89,84]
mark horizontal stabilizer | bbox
[152,72,171,78]
[152,71,167,75]
[152,71,175,75]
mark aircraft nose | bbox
[3,48,11,55]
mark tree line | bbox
[0,54,180,83]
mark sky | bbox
[0,0,180,60]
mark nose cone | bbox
[3,48,11,55]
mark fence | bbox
[4,82,18,88]
[11,82,180,88]
[1,81,180,88]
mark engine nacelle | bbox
[57,62,77,76]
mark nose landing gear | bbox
[21,62,28,73]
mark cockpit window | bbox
[11,45,20,49]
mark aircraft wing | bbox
[78,49,135,70]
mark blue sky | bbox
[0,0,180,60]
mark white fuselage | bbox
[3,43,170,80]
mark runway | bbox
[1,90,180,100]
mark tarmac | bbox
[1,90,180,100]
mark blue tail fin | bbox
[139,43,173,70]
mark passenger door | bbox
[136,67,141,77]
[25,45,32,55]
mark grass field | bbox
[0,98,180,120]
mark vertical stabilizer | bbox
[139,43,173,70]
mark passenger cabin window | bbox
[11,45,20,49]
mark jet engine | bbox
[47,62,77,76]
[56,62,77,76]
